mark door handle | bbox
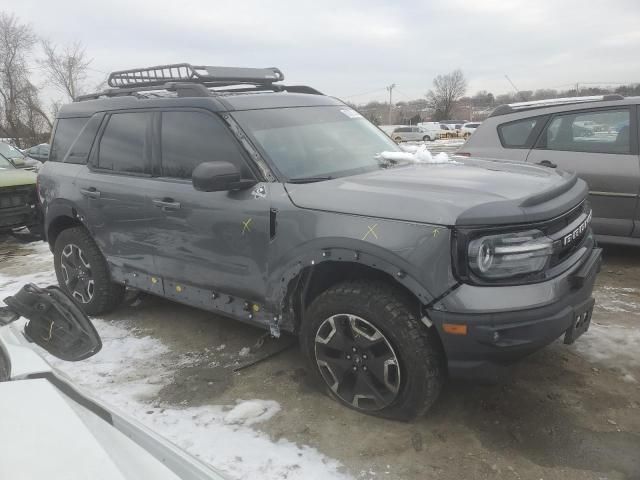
[152,198,181,210]
[536,160,557,168]
[80,187,101,199]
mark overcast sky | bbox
[5,0,640,105]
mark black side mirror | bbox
[192,161,256,192]
[3,284,101,361]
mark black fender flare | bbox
[44,199,89,245]
[266,237,437,329]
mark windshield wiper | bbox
[287,176,333,184]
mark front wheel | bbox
[53,227,125,315]
[300,280,444,420]
[423,135,434,142]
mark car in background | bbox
[417,122,446,140]
[459,95,640,246]
[390,125,436,142]
[440,120,466,134]
[0,155,40,233]
[25,143,50,162]
[461,122,481,137]
[0,141,42,171]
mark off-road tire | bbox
[53,227,125,315]
[301,280,444,421]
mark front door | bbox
[145,109,270,305]
[76,111,158,278]
[527,106,640,237]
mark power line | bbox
[341,87,387,99]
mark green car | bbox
[0,155,40,233]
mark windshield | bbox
[232,106,401,180]
[0,155,15,170]
[0,143,26,161]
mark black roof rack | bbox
[76,63,323,102]
[107,63,284,88]
[489,94,625,117]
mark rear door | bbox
[76,111,158,278]
[144,109,270,304]
[527,106,640,237]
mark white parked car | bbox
[0,284,228,480]
[416,122,446,140]
[388,125,438,142]
[461,122,481,137]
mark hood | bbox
[285,158,587,226]
[0,168,37,188]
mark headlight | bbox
[467,229,553,280]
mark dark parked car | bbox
[38,64,601,419]
[25,143,50,162]
[459,95,640,246]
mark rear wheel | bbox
[53,227,124,315]
[301,280,444,420]
[393,136,402,142]
[422,135,433,142]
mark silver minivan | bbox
[459,95,640,246]
[390,126,437,142]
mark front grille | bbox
[544,201,592,267]
[0,186,35,210]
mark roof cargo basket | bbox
[107,63,285,88]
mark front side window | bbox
[232,106,401,180]
[97,113,149,174]
[160,111,249,179]
[498,117,542,148]
[537,109,631,154]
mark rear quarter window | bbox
[497,117,544,148]
[49,117,89,162]
[536,108,632,154]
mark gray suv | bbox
[460,95,640,246]
[38,64,601,420]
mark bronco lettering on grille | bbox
[562,210,592,247]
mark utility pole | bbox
[575,82,580,96]
[386,83,396,124]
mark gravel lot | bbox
[1,149,639,479]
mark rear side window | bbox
[160,111,249,179]
[97,113,149,174]
[537,108,631,154]
[49,117,89,162]
[498,118,541,148]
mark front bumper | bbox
[429,247,602,380]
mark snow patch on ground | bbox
[0,248,351,480]
[224,399,281,426]
[594,285,640,314]
[571,322,640,383]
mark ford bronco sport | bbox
[38,64,602,419]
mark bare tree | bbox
[40,39,92,101]
[0,12,41,146]
[426,69,467,121]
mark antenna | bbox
[504,74,525,101]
